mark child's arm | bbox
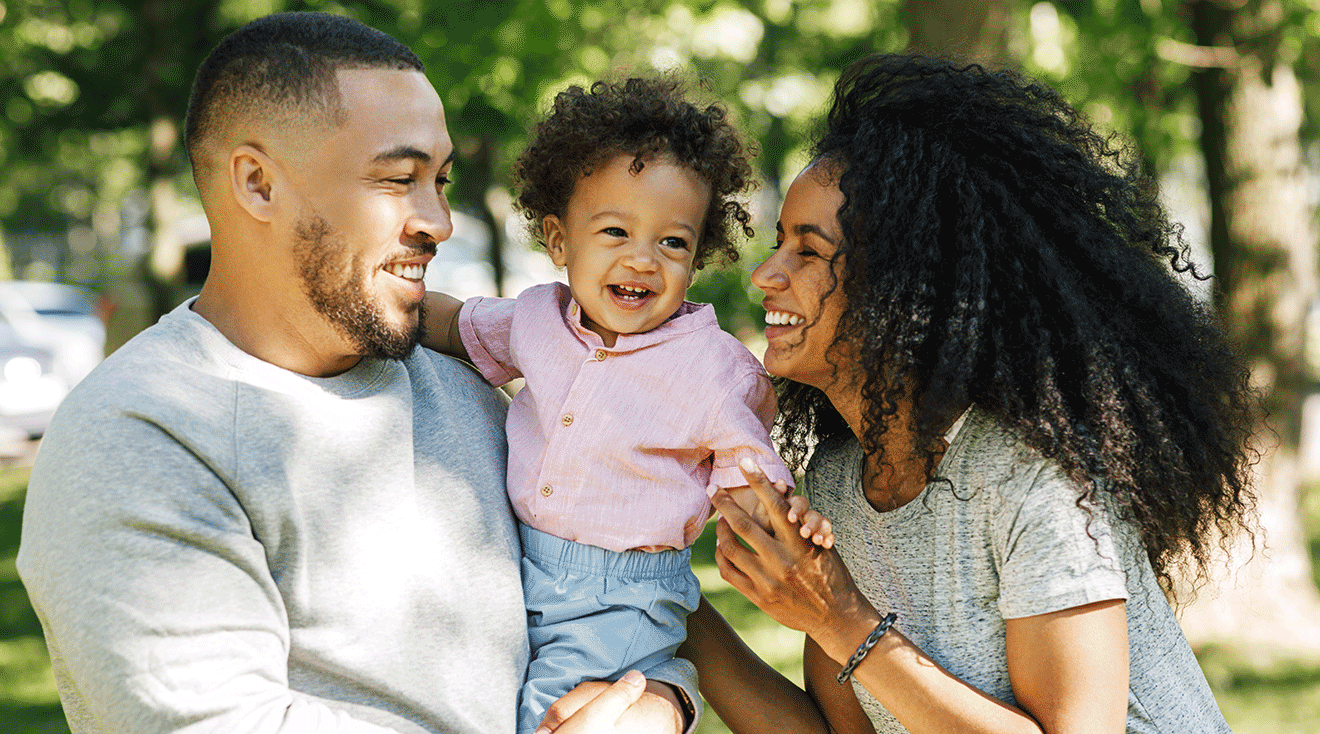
[420,291,469,360]
[723,482,834,549]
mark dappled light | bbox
[3,1,1320,732]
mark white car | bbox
[0,281,105,438]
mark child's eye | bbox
[661,236,690,250]
[602,227,627,238]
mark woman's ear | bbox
[229,144,282,223]
[543,215,568,267]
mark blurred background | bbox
[2,0,1320,731]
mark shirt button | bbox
[540,485,553,497]
[561,414,574,427]
[595,349,607,361]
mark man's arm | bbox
[18,410,428,733]
[420,291,468,359]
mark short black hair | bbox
[185,11,424,177]
[514,76,756,270]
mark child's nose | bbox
[622,244,660,272]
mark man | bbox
[18,12,694,733]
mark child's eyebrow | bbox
[588,211,699,235]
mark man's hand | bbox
[537,672,685,734]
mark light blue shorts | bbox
[518,524,701,734]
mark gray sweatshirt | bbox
[19,302,528,733]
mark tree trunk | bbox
[903,0,1012,65]
[1182,0,1320,662]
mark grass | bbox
[3,467,1319,733]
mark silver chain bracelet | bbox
[836,612,898,683]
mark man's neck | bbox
[193,281,362,378]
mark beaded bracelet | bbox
[836,612,898,683]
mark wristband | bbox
[836,612,897,683]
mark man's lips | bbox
[384,262,426,280]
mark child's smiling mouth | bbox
[609,284,653,301]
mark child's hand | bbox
[786,495,834,550]
[721,483,834,549]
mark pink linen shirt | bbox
[458,282,794,552]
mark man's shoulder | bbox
[44,306,251,454]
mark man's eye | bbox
[661,236,690,250]
[800,248,819,259]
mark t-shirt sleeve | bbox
[995,464,1130,619]
[458,295,521,386]
[703,371,795,494]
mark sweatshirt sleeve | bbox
[17,405,430,733]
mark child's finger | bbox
[786,495,810,523]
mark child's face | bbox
[543,153,709,347]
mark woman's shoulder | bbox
[802,433,862,504]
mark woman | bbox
[681,54,1255,734]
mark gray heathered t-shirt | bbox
[803,406,1231,733]
[19,302,528,733]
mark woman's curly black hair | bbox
[514,76,755,270]
[776,53,1257,594]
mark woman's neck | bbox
[826,384,965,513]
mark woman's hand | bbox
[711,458,879,653]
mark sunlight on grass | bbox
[0,465,70,734]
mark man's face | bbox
[282,68,453,359]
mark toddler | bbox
[422,77,830,734]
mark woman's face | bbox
[751,163,849,391]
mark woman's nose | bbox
[751,256,787,292]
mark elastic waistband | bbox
[519,523,692,579]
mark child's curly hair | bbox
[514,76,755,270]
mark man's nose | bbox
[408,191,453,245]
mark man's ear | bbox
[229,144,283,223]
[543,215,567,267]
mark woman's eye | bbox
[661,236,690,250]
[389,177,414,186]
[436,174,451,187]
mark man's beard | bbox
[294,212,425,360]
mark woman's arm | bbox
[711,460,1128,734]
[420,291,468,359]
